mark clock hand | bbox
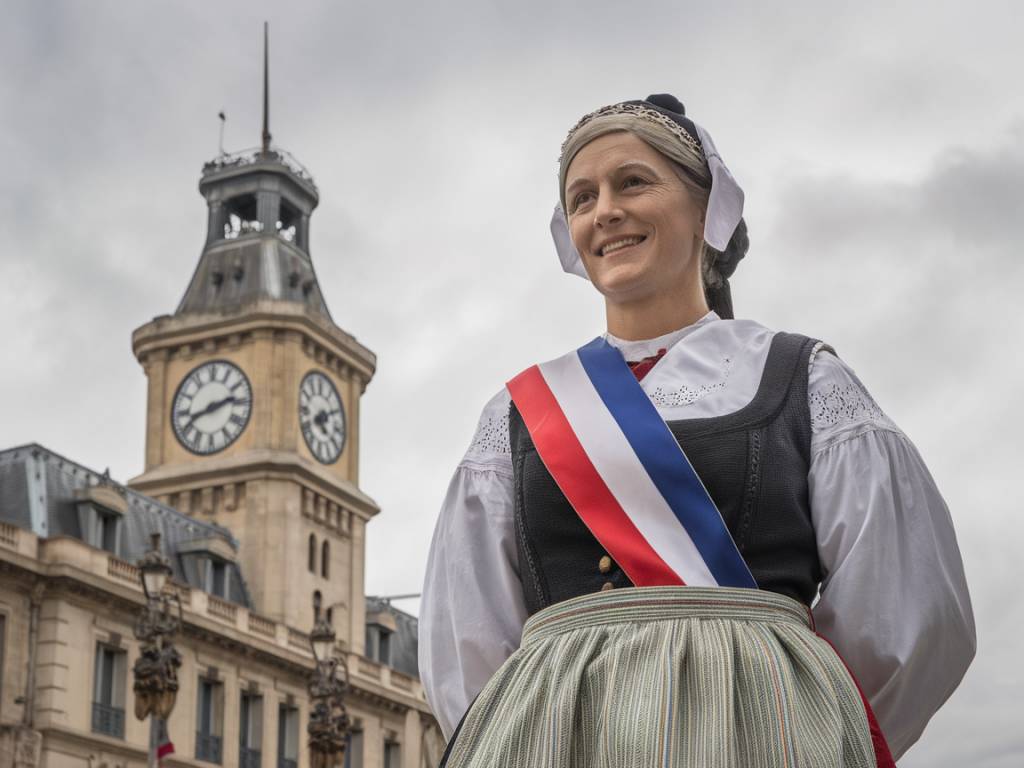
[186,395,237,427]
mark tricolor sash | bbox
[506,337,757,589]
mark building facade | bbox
[0,131,442,767]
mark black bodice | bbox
[509,332,824,615]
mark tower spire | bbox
[261,21,271,155]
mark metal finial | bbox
[261,22,271,155]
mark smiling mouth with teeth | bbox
[599,236,647,256]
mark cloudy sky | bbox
[1,1,1021,764]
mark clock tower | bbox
[129,72,377,652]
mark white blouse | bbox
[418,312,975,759]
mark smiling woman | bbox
[563,132,709,335]
[419,94,975,768]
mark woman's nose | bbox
[593,192,624,228]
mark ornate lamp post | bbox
[133,533,183,767]
[308,615,351,768]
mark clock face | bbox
[171,360,252,455]
[299,371,346,464]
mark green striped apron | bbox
[442,586,876,768]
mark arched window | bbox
[321,540,330,579]
[326,606,334,625]
[313,590,322,619]
[308,534,317,573]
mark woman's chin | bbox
[590,262,652,299]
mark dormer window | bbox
[365,623,392,666]
[75,485,127,556]
[203,557,231,599]
[93,508,121,553]
[223,194,262,239]
[178,536,238,601]
[77,502,122,554]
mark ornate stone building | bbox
[0,109,441,767]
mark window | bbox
[92,643,126,738]
[203,558,231,599]
[365,625,392,666]
[99,511,119,552]
[308,534,317,573]
[313,590,322,619]
[196,678,224,763]
[239,692,263,768]
[321,539,330,578]
[384,740,401,768]
[82,506,121,554]
[277,199,299,243]
[326,607,334,626]
[277,704,299,768]
[344,730,363,768]
[223,194,262,239]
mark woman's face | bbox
[564,132,705,308]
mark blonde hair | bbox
[558,115,727,294]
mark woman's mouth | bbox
[599,236,646,256]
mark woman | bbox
[419,94,975,767]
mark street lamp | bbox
[308,613,351,768]
[133,532,183,767]
[139,538,170,600]
[310,618,336,665]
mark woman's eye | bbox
[624,176,647,188]
[572,192,593,211]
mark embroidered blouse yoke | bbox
[418,312,976,759]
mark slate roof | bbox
[0,443,251,607]
[175,235,332,319]
[365,595,420,678]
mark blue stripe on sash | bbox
[577,337,757,589]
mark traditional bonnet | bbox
[552,94,748,317]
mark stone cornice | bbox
[132,300,376,384]
[128,450,380,521]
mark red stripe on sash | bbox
[507,365,683,586]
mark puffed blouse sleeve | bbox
[419,389,529,739]
[807,349,976,760]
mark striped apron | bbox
[441,586,878,768]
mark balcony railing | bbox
[201,146,317,189]
[278,759,297,768]
[196,732,223,764]
[91,701,125,739]
[240,746,262,768]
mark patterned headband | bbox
[559,99,704,166]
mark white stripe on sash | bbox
[540,354,718,586]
